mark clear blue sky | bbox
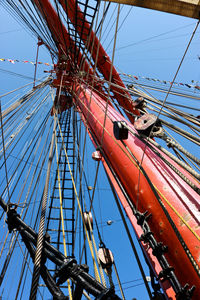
[0,3,199,300]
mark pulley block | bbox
[134,113,161,136]
[83,211,93,231]
[98,247,114,270]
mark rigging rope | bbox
[29,118,56,300]
[0,114,53,287]
[54,113,73,299]
[55,113,102,284]
[74,87,200,242]
[135,19,200,209]
[0,102,10,203]
[0,0,199,298]
[105,170,152,299]
[82,4,122,226]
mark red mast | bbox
[31,1,200,298]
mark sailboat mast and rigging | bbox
[0,0,200,299]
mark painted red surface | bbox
[74,83,200,299]
[31,1,200,297]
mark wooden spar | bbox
[73,82,200,299]
[105,0,200,19]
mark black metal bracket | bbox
[113,121,128,140]
[135,208,195,299]
[0,197,121,300]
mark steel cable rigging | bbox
[0,1,200,299]
[2,0,57,57]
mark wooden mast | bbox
[105,0,200,19]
